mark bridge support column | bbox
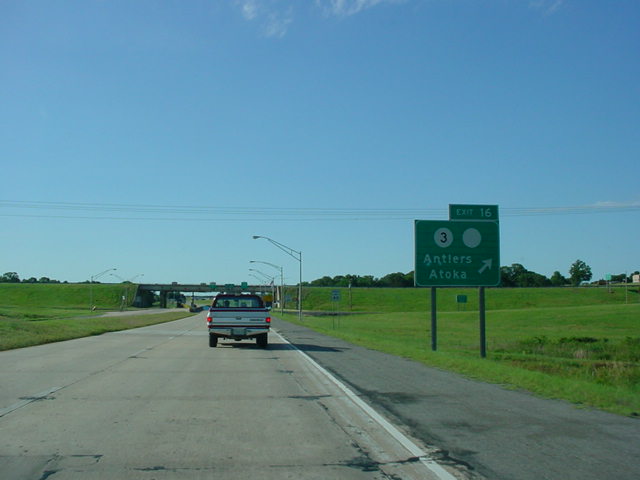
[160,291,168,308]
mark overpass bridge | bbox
[134,283,275,308]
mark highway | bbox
[0,313,456,480]
[1,313,639,479]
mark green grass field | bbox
[283,285,640,416]
[298,285,640,312]
[0,283,193,350]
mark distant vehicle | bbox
[206,294,270,348]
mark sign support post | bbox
[431,287,437,351]
[479,287,486,358]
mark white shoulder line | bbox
[272,330,457,480]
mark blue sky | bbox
[1,0,639,285]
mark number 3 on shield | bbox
[434,227,453,248]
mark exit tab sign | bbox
[449,204,498,221]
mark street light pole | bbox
[248,273,267,288]
[89,267,117,311]
[249,268,275,284]
[250,260,284,315]
[248,269,276,305]
[253,236,302,322]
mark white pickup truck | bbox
[206,293,271,348]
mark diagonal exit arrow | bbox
[478,259,493,274]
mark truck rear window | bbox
[212,296,264,309]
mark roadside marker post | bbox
[431,287,437,351]
[415,205,500,357]
[331,290,341,329]
[456,294,468,311]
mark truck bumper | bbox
[208,326,269,340]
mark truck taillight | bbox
[206,313,212,323]
[266,317,271,323]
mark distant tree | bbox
[550,271,567,286]
[499,264,550,287]
[404,271,414,286]
[1,272,20,283]
[307,272,415,288]
[333,275,348,287]
[343,276,357,287]
[500,264,527,287]
[38,277,51,283]
[23,277,38,283]
[500,267,515,287]
[310,276,333,287]
[379,272,412,287]
[519,271,551,287]
[569,259,592,286]
[358,275,376,287]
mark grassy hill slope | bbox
[300,285,639,312]
[0,283,137,310]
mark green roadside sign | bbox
[414,219,500,287]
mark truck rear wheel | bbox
[209,334,218,348]
[256,333,268,348]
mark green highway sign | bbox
[449,204,498,221]
[415,219,500,287]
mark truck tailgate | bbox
[207,309,269,326]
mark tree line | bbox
[303,260,638,288]
[0,272,66,284]
[3,259,637,288]
[305,271,414,288]
[0,272,128,284]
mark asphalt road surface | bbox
[0,313,456,480]
[1,313,638,479]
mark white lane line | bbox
[0,386,63,418]
[272,330,457,480]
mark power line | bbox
[0,200,638,222]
